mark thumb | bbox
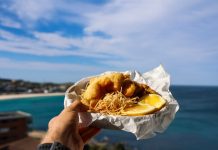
[59,100,87,131]
[65,100,88,112]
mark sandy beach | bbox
[0,93,65,101]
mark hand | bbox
[41,100,100,150]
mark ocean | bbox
[0,86,218,150]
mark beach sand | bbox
[0,93,65,101]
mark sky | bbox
[0,0,218,85]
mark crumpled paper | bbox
[64,65,179,140]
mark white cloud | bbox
[84,0,198,35]
[0,17,21,28]
[83,0,218,63]
[0,57,108,82]
[0,57,101,72]
[0,29,124,58]
[2,0,218,64]
[10,0,55,22]
[1,0,218,84]
[9,0,101,25]
[34,32,76,48]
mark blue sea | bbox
[0,86,218,150]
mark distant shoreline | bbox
[0,93,65,101]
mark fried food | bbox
[82,81,102,100]
[81,72,165,116]
[141,84,157,94]
[91,91,137,115]
[122,80,136,97]
[107,73,125,91]
[82,73,126,101]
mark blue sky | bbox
[0,0,218,85]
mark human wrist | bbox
[41,130,68,146]
[38,142,70,150]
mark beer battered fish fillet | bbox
[122,80,136,97]
[82,73,128,104]
[106,73,125,91]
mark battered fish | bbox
[82,73,127,103]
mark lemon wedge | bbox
[121,104,156,116]
[138,94,166,110]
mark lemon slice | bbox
[121,104,156,116]
[138,94,166,110]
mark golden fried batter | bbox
[133,83,146,97]
[140,84,157,94]
[82,73,126,103]
[83,82,102,101]
[104,73,125,91]
[122,80,136,97]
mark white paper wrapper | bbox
[64,65,179,140]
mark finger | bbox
[79,127,101,143]
[48,116,58,128]
[59,100,81,117]
[58,101,81,129]
[59,100,88,131]
[65,100,88,112]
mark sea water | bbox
[0,86,218,150]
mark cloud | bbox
[9,0,103,25]
[0,29,123,59]
[85,0,194,35]
[0,57,103,72]
[83,0,218,62]
[1,0,218,65]
[10,0,55,22]
[0,17,21,28]
[0,57,108,82]
[33,31,120,54]
[1,0,217,63]
[0,0,218,84]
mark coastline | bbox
[0,93,65,101]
